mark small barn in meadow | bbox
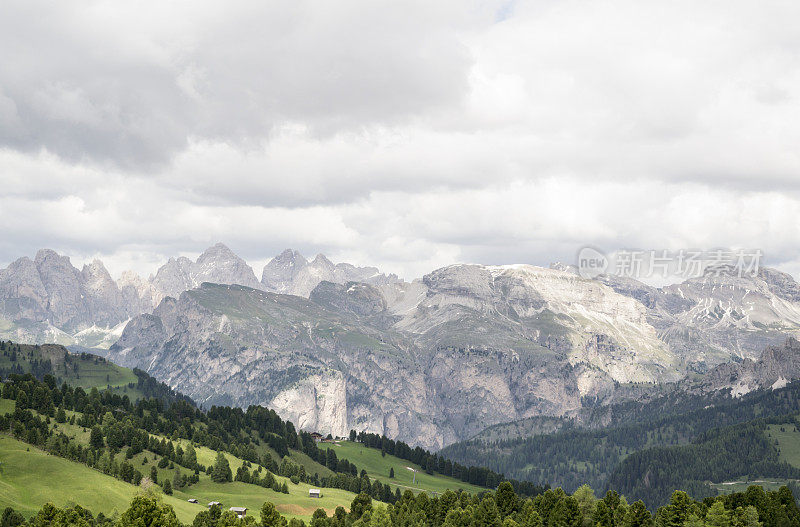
[229,507,247,518]
[309,489,322,498]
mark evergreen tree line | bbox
[2,480,799,527]
[131,368,197,407]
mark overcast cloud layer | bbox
[2,0,800,281]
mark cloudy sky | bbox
[2,0,800,281]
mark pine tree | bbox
[184,444,197,469]
[389,467,395,478]
[473,495,501,526]
[260,502,282,527]
[89,426,104,450]
[594,501,613,527]
[117,495,181,527]
[548,496,581,527]
[734,506,762,527]
[623,501,653,527]
[705,501,731,527]
[211,452,232,483]
[348,493,373,522]
[172,468,183,490]
[660,491,692,527]
[162,479,172,495]
[496,481,519,518]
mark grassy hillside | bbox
[0,344,497,523]
[0,398,363,523]
[0,435,199,521]
[170,478,361,520]
[0,433,355,523]
[329,441,487,495]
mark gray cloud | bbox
[0,1,475,168]
[2,1,800,281]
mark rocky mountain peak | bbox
[312,254,335,272]
[261,249,309,292]
[151,257,194,299]
[277,248,307,264]
[81,259,114,285]
[192,243,260,289]
[262,248,397,297]
[0,249,134,334]
[118,270,145,284]
[81,260,121,305]
[0,256,48,323]
[0,256,38,283]
[422,264,495,299]
[152,244,261,299]
[34,248,66,266]
[196,242,237,263]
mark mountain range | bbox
[3,243,800,449]
[0,243,398,348]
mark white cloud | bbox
[1,1,800,281]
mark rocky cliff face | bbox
[600,267,800,369]
[691,337,800,396]
[106,264,687,449]
[104,259,800,449]
[109,283,449,447]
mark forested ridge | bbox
[607,418,800,507]
[442,380,800,504]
